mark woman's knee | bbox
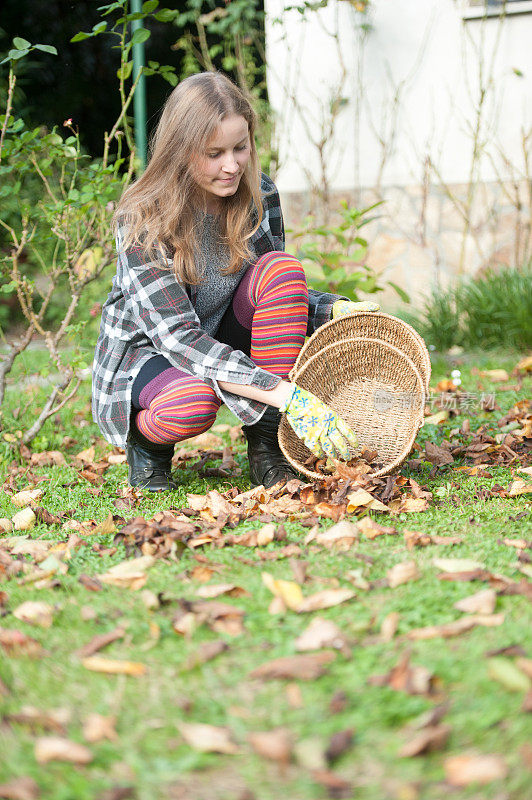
[251,251,308,302]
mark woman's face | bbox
[193,114,251,212]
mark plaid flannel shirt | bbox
[92,173,344,447]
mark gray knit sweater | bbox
[193,213,248,335]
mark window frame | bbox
[461,0,532,19]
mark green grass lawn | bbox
[0,348,531,800]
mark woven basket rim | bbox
[279,336,426,480]
[290,311,431,390]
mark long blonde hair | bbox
[115,71,263,284]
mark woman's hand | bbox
[332,299,380,318]
[280,384,358,460]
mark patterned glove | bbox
[332,299,380,318]
[280,384,358,460]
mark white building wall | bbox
[265,0,532,192]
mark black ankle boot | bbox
[242,405,299,489]
[127,427,177,492]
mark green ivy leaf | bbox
[70,32,91,42]
[142,0,159,12]
[154,9,178,22]
[117,61,133,80]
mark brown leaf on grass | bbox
[295,617,349,653]
[76,626,126,658]
[387,561,420,588]
[74,446,96,464]
[97,555,155,590]
[178,722,239,754]
[444,753,507,786]
[399,724,451,757]
[13,602,54,628]
[195,583,249,599]
[368,651,439,697]
[182,640,228,670]
[248,729,293,763]
[346,488,389,513]
[379,612,400,642]
[425,442,454,466]
[11,489,44,508]
[516,658,532,680]
[311,769,352,799]
[262,572,304,611]
[329,691,348,714]
[91,513,117,536]
[33,507,64,526]
[297,588,356,613]
[325,729,354,764]
[433,557,484,573]
[78,574,103,592]
[406,613,505,640]
[192,600,246,636]
[388,496,430,514]
[316,520,359,547]
[250,652,336,681]
[508,479,532,496]
[0,776,40,800]
[454,589,496,615]
[6,706,70,734]
[81,656,147,676]
[82,713,118,743]
[358,517,396,540]
[34,736,93,765]
[0,628,43,658]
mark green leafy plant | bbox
[410,265,532,351]
[291,200,409,301]
[0,2,179,445]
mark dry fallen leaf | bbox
[195,583,248,599]
[346,489,389,513]
[444,753,508,786]
[178,721,238,754]
[250,652,336,681]
[82,713,118,743]
[248,728,293,763]
[81,656,147,676]
[76,626,126,658]
[316,520,359,546]
[0,628,43,658]
[387,561,420,588]
[34,736,93,765]
[181,640,228,671]
[6,706,71,735]
[508,479,532,497]
[400,724,451,757]
[325,728,354,764]
[295,617,348,652]
[454,589,496,615]
[368,651,439,697]
[433,557,484,573]
[0,776,40,800]
[97,555,155,590]
[407,613,505,640]
[479,369,509,382]
[11,508,36,531]
[11,489,44,508]
[13,602,54,629]
[262,572,304,611]
[380,612,400,642]
[358,517,396,540]
[297,588,356,613]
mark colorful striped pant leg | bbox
[135,373,221,445]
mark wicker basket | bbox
[279,337,426,480]
[290,312,431,392]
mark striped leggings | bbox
[132,251,309,445]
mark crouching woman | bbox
[92,71,368,491]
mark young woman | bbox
[92,71,377,491]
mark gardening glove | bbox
[332,299,380,318]
[280,384,358,461]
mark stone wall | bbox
[281,179,531,311]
